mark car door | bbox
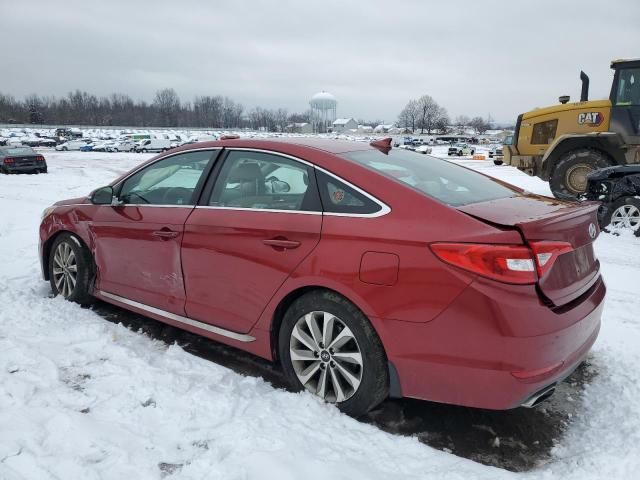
[91,149,218,315]
[181,149,322,334]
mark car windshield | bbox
[341,149,519,207]
[1,147,35,155]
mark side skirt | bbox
[97,290,256,343]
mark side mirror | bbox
[90,186,115,205]
[271,179,291,193]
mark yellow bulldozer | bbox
[504,58,640,198]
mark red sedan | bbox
[39,138,605,416]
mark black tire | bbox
[142,148,148,153]
[278,290,389,417]
[550,149,611,199]
[600,197,640,231]
[493,159,503,165]
[62,146,68,151]
[48,233,94,305]
[457,151,463,156]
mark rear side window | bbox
[316,170,381,215]
[342,149,518,207]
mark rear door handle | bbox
[263,238,301,249]
[152,228,179,239]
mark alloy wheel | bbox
[52,242,78,297]
[610,204,640,230]
[289,311,363,403]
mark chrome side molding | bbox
[98,290,256,343]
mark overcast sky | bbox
[1,0,638,124]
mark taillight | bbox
[529,241,573,277]
[430,241,575,285]
[430,243,537,284]
[36,156,44,162]
[4,157,15,164]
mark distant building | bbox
[287,122,313,134]
[332,118,357,132]
[373,124,395,133]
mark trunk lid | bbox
[458,195,601,307]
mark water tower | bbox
[310,91,337,133]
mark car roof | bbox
[171,137,376,155]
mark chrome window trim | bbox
[195,206,322,215]
[98,290,256,343]
[215,147,391,219]
[112,204,195,209]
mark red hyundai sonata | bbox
[39,138,605,416]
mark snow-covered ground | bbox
[1,150,639,479]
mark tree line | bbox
[397,95,492,135]
[0,88,314,131]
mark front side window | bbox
[615,68,640,106]
[209,150,318,211]
[119,150,213,205]
[342,149,518,207]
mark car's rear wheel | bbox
[279,290,388,417]
[49,233,94,305]
[62,147,68,151]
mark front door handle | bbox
[152,228,179,239]
[263,238,301,250]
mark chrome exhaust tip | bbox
[521,385,556,408]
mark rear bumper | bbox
[377,276,605,410]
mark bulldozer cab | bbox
[610,59,640,145]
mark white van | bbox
[134,139,171,153]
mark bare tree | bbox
[435,114,450,134]
[397,100,419,133]
[416,95,448,134]
[454,115,469,128]
[469,116,489,135]
[153,88,181,127]
[273,108,289,132]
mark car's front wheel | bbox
[279,290,388,417]
[49,233,94,305]
[603,197,640,231]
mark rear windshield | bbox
[341,149,518,207]
[1,147,35,156]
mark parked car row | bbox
[55,138,176,153]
